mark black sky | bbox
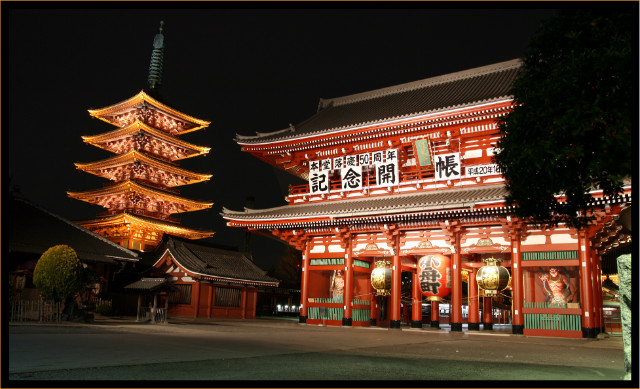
[5,3,558,271]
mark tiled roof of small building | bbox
[236,59,521,143]
[222,185,509,221]
[162,236,279,286]
[124,277,175,292]
[8,194,139,264]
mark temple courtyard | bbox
[7,316,626,383]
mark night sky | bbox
[5,4,557,271]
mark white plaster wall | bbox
[462,149,483,159]
[327,244,344,253]
[310,245,325,254]
[522,235,546,245]
[354,243,371,251]
[550,234,578,244]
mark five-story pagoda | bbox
[68,22,214,251]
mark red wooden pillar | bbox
[450,237,463,332]
[593,250,604,334]
[468,267,480,330]
[241,287,247,319]
[411,270,422,328]
[343,241,354,326]
[390,235,402,329]
[299,242,311,323]
[207,282,213,318]
[193,281,201,318]
[482,296,493,330]
[579,231,596,337]
[430,299,440,328]
[511,234,524,334]
[370,293,379,326]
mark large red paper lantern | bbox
[418,254,451,301]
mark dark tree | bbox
[271,246,302,288]
[495,8,635,228]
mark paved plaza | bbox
[6,316,631,385]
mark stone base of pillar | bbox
[390,320,402,329]
[370,318,377,326]
[430,320,440,328]
[298,315,307,324]
[582,327,597,338]
[450,322,462,332]
[467,322,480,331]
[410,320,422,328]
[512,324,524,335]
[483,322,493,330]
[342,318,352,326]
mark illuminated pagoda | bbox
[222,59,631,338]
[69,22,214,251]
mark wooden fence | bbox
[9,299,61,323]
[138,307,168,324]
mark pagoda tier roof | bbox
[78,212,214,240]
[74,150,212,186]
[8,194,139,264]
[154,236,279,287]
[236,59,520,145]
[81,120,210,159]
[88,91,210,135]
[67,180,213,212]
[222,185,509,227]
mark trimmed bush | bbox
[33,245,83,302]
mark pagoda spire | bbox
[147,21,165,93]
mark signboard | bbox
[465,163,502,177]
[413,138,433,167]
[376,149,399,186]
[434,152,461,181]
[309,171,330,194]
[341,166,362,191]
[308,149,399,193]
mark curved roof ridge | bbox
[74,150,212,180]
[12,195,139,260]
[68,179,213,208]
[320,59,521,110]
[222,184,507,218]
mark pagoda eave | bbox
[79,213,215,240]
[81,120,211,159]
[73,150,213,186]
[67,180,214,212]
[88,91,210,132]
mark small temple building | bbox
[68,22,214,252]
[222,59,631,338]
[126,236,278,322]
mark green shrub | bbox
[33,245,83,302]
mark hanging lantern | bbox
[476,257,511,297]
[417,254,451,301]
[370,260,392,296]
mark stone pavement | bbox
[7,315,630,383]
